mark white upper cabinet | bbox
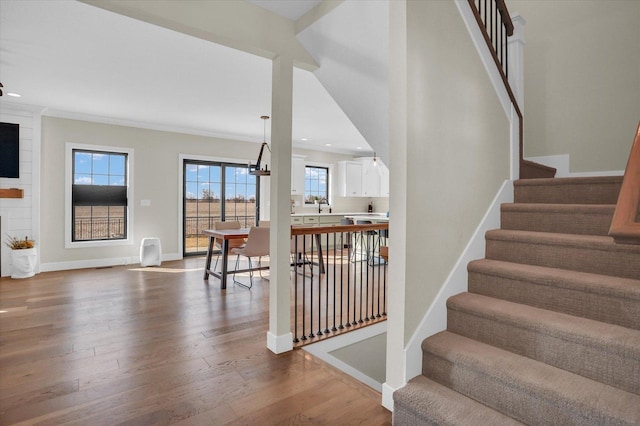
[338,161,363,197]
[291,156,306,195]
[338,158,389,197]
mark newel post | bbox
[507,13,526,108]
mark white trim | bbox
[39,252,181,272]
[32,109,43,273]
[65,143,135,248]
[404,180,513,381]
[303,322,387,392]
[382,382,397,412]
[266,331,294,354]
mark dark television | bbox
[0,122,20,178]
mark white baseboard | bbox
[39,252,182,272]
[267,331,293,354]
[404,180,513,381]
[302,322,387,392]
[382,382,397,412]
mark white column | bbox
[508,14,526,109]
[382,0,408,412]
[267,54,294,354]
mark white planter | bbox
[11,247,37,279]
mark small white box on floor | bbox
[140,237,161,267]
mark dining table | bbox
[202,228,269,289]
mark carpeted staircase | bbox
[394,176,640,425]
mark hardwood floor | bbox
[0,257,391,425]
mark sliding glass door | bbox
[183,160,258,255]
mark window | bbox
[183,160,258,255]
[305,165,329,204]
[71,149,128,242]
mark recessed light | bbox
[301,138,308,141]
[356,146,363,150]
[325,143,332,147]
[7,93,21,98]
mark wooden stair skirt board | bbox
[393,176,640,425]
[520,159,556,179]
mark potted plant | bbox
[5,236,37,279]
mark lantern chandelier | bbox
[249,115,271,176]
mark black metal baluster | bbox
[301,235,308,341]
[382,239,387,316]
[294,235,299,343]
[308,235,315,339]
[504,23,509,79]
[315,235,322,337]
[371,230,382,319]
[332,231,337,332]
[324,232,330,334]
[494,3,500,55]
[352,231,358,326]
[358,229,364,324]
[483,0,487,31]
[364,229,370,322]
[339,231,345,330]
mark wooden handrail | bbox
[466,0,555,179]
[496,0,514,35]
[609,122,640,244]
[291,223,388,236]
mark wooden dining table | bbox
[202,228,269,289]
[203,227,326,289]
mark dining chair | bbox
[231,226,270,289]
[212,221,245,271]
[259,220,270,227]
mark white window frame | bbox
[65,142,134,248]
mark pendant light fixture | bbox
[249,115,271,176]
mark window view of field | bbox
[74,206,126,241]
[184,199,256,253]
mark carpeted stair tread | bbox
[447,292,640,394]
[500,203,615,235]
[422,331,640,425]
[467,259,640,329]
[393,375,523,425]
[485,229,640,279]
[514,176,622,204]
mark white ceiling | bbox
[0,0,371,155]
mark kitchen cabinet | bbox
[338,161,363,197]
[338,158,389,197]
[291,156,306,196]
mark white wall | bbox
[0,102,42,277]
[509,0,640,172]
[385,0,511,401]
